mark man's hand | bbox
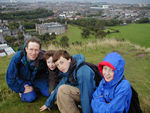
[40,105,50,112]
[24,84,33,93]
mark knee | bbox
[57,85,68,94]
[21,91,37,102]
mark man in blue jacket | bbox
[40,50,96,113]
[5,38,50,102]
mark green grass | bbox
[1,23,150,112]
[0,55,60,113]
[106,23,150,48]
[69,39,150,113]
[56,23,150,48]
[57,25,96,44]
[25,29,36,32]
[0,39,150,113]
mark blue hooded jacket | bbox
[91,52,132,113]
[5,49,49,93]
[45,54,96,113]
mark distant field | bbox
[106,23,150,48]
[57,24,150,48]
[57,25,96,44]
[27,24,150,48]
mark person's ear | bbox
[25,47,28,52]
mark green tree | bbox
[0,8,54,20]
[81,29,90,38]
[18,31,24,46]
[40,33,50,47]
[4,36,17,46]
[95,30,106,39]
[8,22,19,30]
[41,33,50,41]
[136,18,149,23]
[50,32,56,41]
[22,21,35,29]
[60,36,69,47]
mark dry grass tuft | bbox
[44,38,150,53]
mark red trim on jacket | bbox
[98,61,115,76]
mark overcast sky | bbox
[19,0,150,4]
[97,0,150,4]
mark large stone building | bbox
[36,22,66,35]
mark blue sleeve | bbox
[91,81,132,113]
[5,54,28,93]
[45,77,68,108]
[91,83,107,113]
[77,65,96,113]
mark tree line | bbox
[0,8,54,20]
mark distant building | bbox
[90,5,109,10]
[0,29,6,44]
[0,44,15,57]
[36,22,66,35]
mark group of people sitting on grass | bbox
[5,37,132,113]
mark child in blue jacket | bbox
[40,50,62,112]
[91,52,132,113]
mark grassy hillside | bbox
[57,25,96,44]
[106,23,150,48]
[0,39,150,113]
[56,23,150,48]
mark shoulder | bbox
[120,79,131,88]
[37,50,45,60]
[115,79,132,94]
[72,54,85,63]
[75,64,95,79]
[77,64,94,73]
[10,51,23,63]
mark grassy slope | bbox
[69,39,150,113]
[57,25,96,44]
[1,23,150,113]
[106,23,150,48]
[1,39,150,113]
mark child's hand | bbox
[24,85,33,93]
[40,105,50,112]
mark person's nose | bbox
[105,70,109,75]
[31,50,37,54]
[58,64,63,70]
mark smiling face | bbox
[25,42,40,61]
[102,65,114,82]
[55,56,71,73]
[46,56,56,71]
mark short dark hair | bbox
[44,50,56,60]
[26,38,41,49]
[53,50,71,63]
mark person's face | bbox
[55,56,71,73]
[25,42,40,61]
[102,65,114,82]
[46,56,56,70]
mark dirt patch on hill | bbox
[112,50,128,55]
[136,53,147,58]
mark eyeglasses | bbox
[27,48,40,53]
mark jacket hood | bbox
[98,52,125,86]
[72,54,85,66]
